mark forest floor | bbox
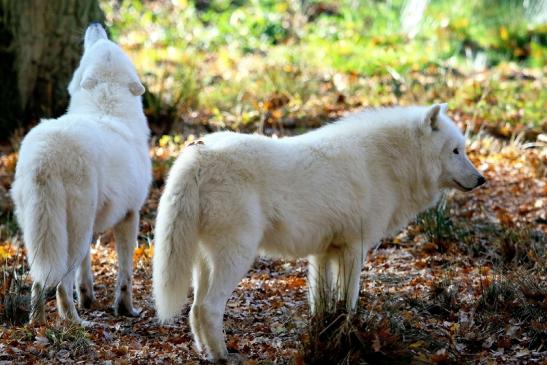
[1,1,546,362]
[0,120,545,364]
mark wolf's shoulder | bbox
[21,113,121,153]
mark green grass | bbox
[416,199,461,253]
[1,243,30,325]
[0,212,20,242]
[44,324,91,353]
[100,0,547,134]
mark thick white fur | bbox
[153,104,484,361]
[11,24,151,323]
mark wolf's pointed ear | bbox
[423,104,441,131]
[439,103,448,114]
[81,76,98,91]
[68,68,82,95]
[129,81,145,96]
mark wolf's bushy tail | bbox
[153,148,201,322]
[12,168,68,288]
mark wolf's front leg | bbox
[113,210,140,317]
[307,253,335,314]
[333,244,365,311]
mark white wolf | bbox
[153,104,485,361]
[11,23,151,324]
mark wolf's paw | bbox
[220,353,247,365]
[29,311,46,326]
[113,301,141,317]
[209,352,246,365]
[78,291,96,309]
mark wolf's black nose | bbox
[477,176,486,186]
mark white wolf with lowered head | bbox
[11,23,151,324]
[153,104,485,362]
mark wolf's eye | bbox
[453,148,459,155]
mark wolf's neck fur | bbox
[350,109,441,201]
[67,87,146,125]
[313,109,443,233]
[364,123,442,232]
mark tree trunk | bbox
[0,0,104,138]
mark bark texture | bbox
[0,0,104,137]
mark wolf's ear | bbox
[68,67,82,95]
[84,23,108,51]
[129,81,145,96]
[439,103,448,114]
[81,76,98,91]
[423,104,441,131]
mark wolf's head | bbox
[68,23,145,98]
[419,104,485,192]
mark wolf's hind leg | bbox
[56,270,81,322]
[113,210,139,316]
[190,249,211,354]
[57,223,93,323]
[77,247,95,308]
[30,281,46,324]
[196,229,260,362]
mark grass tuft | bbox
[44,323,91,353]
[429,277,460,314]
[416,200,463,253]
[302,304,413,365]
[1,245,30,325]
[462,223,545,269]
[475,274,547,350]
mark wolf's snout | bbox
[84,22,108,50]
[476,175,486,187]
[86,22,105,32]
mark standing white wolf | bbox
[11,23,151,323]
[153,104,485,361]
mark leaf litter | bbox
[0,113,545,364]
